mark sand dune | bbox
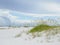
[0,27,60,45]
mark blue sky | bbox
[0,0,60,26]
[0,0,60,14]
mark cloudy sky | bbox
[0,0,60,13]
[0,0,60,26]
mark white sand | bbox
[0,27,60,45]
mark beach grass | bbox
[29,24,57,33]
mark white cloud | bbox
[0,9,34,24]
[0,9,19,22]
[36,2,60,13]
[0,9,60,26]
[14,10,60,18]
[15,2,60,17]
[15,20,34,23]
[12,1,60,17]
[0,8,60,18]
[0,9,60,24]
[0,9,10,17]
[0,2,60,19]
[44,3,60,13]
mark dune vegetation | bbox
[29,24,57,33]
[15,19,60,39]
[29,19,59,33]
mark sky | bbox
[0,0,60,26]
[0,0,60,14]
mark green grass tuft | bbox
[29,24,56,33]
